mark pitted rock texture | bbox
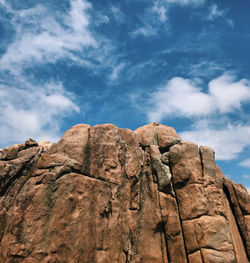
[0,122,249,263]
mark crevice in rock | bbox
[200,249,205,263]
[188,249,205,263]
[10,254,25,260]
[123,249,129,263]
[54,170,120,186]
[0,147,43,197]
[157,193,171,263]
[168,161,190,263]
[173,179,192,190]
[0,214,6,243]
[199,150,205,180]
[181,213,215,222]
[131,148,150,261]
[138,144,147,151]
[81,127,91,176]
[223,184,249,261]
[100,201,112,219]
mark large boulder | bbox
[134,122,181,150]
[0,123,249,263]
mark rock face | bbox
[0,122,249,263]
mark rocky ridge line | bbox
[0,122,249,263]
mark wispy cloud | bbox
[0,80,80,147]
[110,63,126,82]
[131,0,206,37]
[243,174,250,179]
[0,0,96,73]
[207,3,225,21]
[131,2,167,38]
[0,0,98,146]
[205,3,233,27]
[239,159,250,168]
[165,0,205,5]
[111,5,125,23]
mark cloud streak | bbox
[0,0,96,73]
[0,0,96,147]
[131,0,206,37]
[207,3,225,21]
[239,159,250,168]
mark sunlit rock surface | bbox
[0,122,249,263]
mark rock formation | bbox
[0,122,249,263]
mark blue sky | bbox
[0,0,250,190]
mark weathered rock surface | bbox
[0,123,249,263]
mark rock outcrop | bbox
[0,122,249,263]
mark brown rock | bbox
[200,146,227,217]
[150,145,172,194]
[38,140,51,151]
[48,124,90,166]
[159,193,187,263]
[225,193,249,263]
[175,183,208,220]
[134,122,180,150]
[201,248,236,263]
[188,250,203,263]
[183,215,236,262]
[224,178,250,259]
[0,123,249,263]
[25,138,38,147]
[169,142,203,185]
[160,152,169,165]
[0,144,22,160]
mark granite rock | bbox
[0,123,249,263]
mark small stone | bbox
[38,140,51,151]
[161,152,169,165]
[25,138,38,147]
[0,144,20,160]
[134,122,180,148]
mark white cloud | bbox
[180,123,250,160]
[148,77,213,121]
[209,74,250,113]
[0,0,118,147]
[147,74,250,122]
[144,73,250,161]
[0,0,96,72]
[239,159,250,168]
[243,174,250,179]
[0,0,125,147]
[0,81,80,147]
